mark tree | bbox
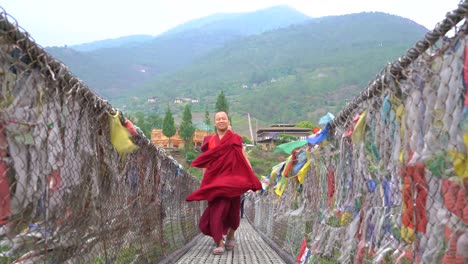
[215,91,229,114]
[204,110,211,131]
[125,112,162,139]
[275,134,297,144]
[179,105,196,151]
[147,114,163,130]
[242,136,253,144]
[162,106,176,148]
[296,121,317,129]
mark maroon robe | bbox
[186,130,261,242]
[186,130,261,202]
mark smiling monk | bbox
[186,111,262,255]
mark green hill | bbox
[46,5,311,98]
[45,9,428,137]
[122,12,427,124]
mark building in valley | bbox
[151,129,214,149]
[256,124,312,150]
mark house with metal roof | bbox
[256,124,311,150]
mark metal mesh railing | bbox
[245,1,468,263]
[0,8,203,263]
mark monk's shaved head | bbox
[214,111,230,134]
[214,111,229,121]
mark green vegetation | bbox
[276,134,300,144]
[123,12,426,125]
[112,246,140,264]
[0,245,13,263]
[247,145,287,177]
[162,106,176,147]
[187,166,203,180]
[204,110,212,131]
[48,11,427,130]
[179,105,195,151]
[296,121,317,129]
[242,136,253,144]
[46,6,309,98]
[126,112,163,138]
[185,151,198,165]
[215,91,229,114]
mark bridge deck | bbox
[175,219,287,264]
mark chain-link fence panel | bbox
[246,1,468,263]
[0,8,202,264]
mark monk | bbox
[186,111,262,255]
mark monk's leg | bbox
[199,198,232,245]
[227,196,241,235]
[225,196,241,250]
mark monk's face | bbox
[214,112,230,133]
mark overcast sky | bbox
[0,0,462,47]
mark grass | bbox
[0,245,13,263]
[93,246,140,264]
[247,145,287,177]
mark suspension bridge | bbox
[0,1,467,263]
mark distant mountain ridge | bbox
[160,13,243,36]
[122,11,427,123]
[45,7,428,128]
[161,5,311,36]
[69,35,154,52]
[46,5,311,96]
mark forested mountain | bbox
[46,5,311,97]
[46,7,428,131]
[69,35,154,52]
[123,12,427,123]
[161,5,310,36]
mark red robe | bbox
[186,130,261,202]
[186,130,261,243]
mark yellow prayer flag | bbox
[109,111,139,155]
[351,110,368,144]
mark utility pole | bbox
[248,113,255,144]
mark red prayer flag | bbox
[296,237,307,262]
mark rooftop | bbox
[256,127,311,133]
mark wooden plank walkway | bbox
[175,219,287,264]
